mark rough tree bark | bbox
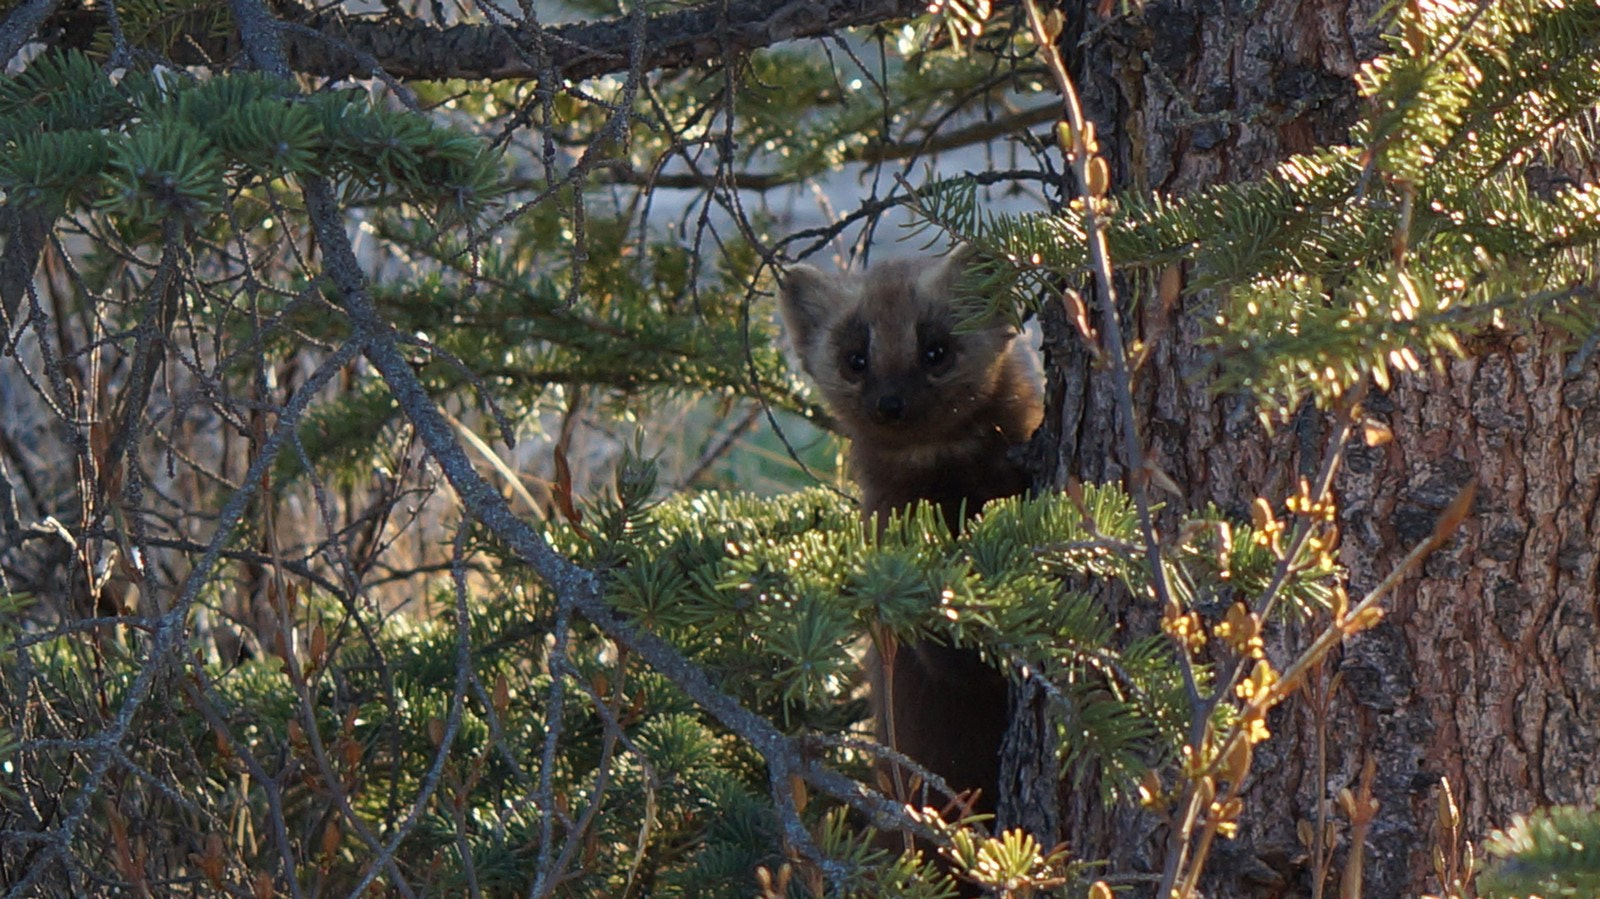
[1033,0,1600,896]
[9,0,1590,892]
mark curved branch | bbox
[0,0,59,66]
[302,0,923,82]
[219,0,929,884]
[34,0,925,84]
[605,103,1059,190]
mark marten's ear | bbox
[923,245,1016,338]
[917,244,980,302]
[921,241,979,286]
[778,264,839,352]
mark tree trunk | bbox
[1028,1,1600,896]
[1310,343,1600,895]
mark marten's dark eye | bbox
[846,351,868,373]
[921,341,948,369]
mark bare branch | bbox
[0,337,365,899]
[0,0,58,68]
[33,0,924,84]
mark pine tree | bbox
[0,0,1598,897]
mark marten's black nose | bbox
[876,395,906,420]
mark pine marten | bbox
[778,247,1043,827]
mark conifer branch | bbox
[219,4,931,884]
[313,172,926,871]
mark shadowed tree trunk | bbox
[1014,1,1600,896]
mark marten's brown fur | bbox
[779,248,1042,820]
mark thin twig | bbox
[0,338,364,899]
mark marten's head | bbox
[779,249,1026,452]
